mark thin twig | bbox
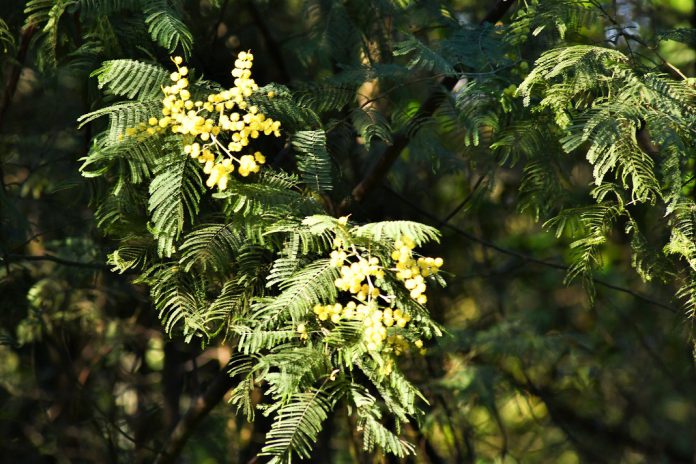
[439,175,486,227]
[153,366,236,464]
[3,253,110,270]
[247,0,291,83]
[384,185,678,314]
[0,23,37,192]
[336,0,518,215]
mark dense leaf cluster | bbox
[1,0,695,462]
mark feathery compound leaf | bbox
[24,0,72,68]
[179,222,245,272]
[108,237,154,273]
[393,36,455,75]
[518,45,629,109]
[150,265,215,341]
[352,221,440,246]
[290,130,333,192]
[352,107,393,150]
[227,354,256,420]
[261,348,330,401]
[234,326,297,355]
[0,18,14,54]
[454,81,502,147]
[295,83,357,113]
[213,170,315,217]
[266,257,302,289]
[253,259,340,325]
[76,0,141,16]
[81,131,160,184]
[78,100,162,143]
[260,387,339,462]
[92,59,170,100]
[149,151,204,257]
[264,217,335,257]
[658,28,696,47]
[144,0,193,57]
[664,201,696,272]
[359,413,415,457]
[509,0,596,44]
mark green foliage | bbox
[290,130,334,192]
[142,0,193,57]
[92,59,170,99]
[74,45,450,459]
[260,386,338,462]
[24,0,193,69]
[4,0,696,462]
[519,44,696,301]
[148,150,204,257]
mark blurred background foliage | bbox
[0,0,695,462]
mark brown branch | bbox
[247,0,291,83]
[153,366,236,464]
[384,185,679,314]
[3,253,110,270]
[0,23,37,191]
[336,0,518,215]
[210,0,231,49]
[0,23,36,132]
[481,0,519,25]
[507,372,693,463]
[439,175,486,227]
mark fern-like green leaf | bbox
[148,151,204,257]
[290,130,333,192]
[352,221,440,246]
[92,59,170,100]
[253,259,339,325]
[260,387,338,463]
[143,0,193,57]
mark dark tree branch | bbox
[481,0,519,24]
[0,23,37,192]
[336,0,518,215]
[210,0,231,49]
[3,253,110,270]
[153,366,236,464]
[247,0,292,83]
[384,185,678,314]
[439,175,486,227]
[507,371,693,463]
[0,24,36,133]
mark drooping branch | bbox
[336,0,518,215]
[0,23,36,133]
[153,366,236,464]
[3,253,111,270]
[0,23,37,192]
[384,185,678,314]
[247,0,291,83]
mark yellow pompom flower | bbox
[125,50,283,192]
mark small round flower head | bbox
[130,51,283,191]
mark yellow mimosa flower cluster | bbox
[302,221,442,358]
[391,236,443,305]
[333,255,385,301]
[313,301,413,352]
[130,51,281,190]
[124,119,166,139]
